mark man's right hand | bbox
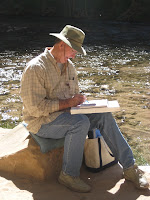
[69,94,86,107]
[59,94,86,111]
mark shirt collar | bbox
[44,47,63,75]
[44,47,57,66]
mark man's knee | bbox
[77,114,90,130]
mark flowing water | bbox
[0,16,150,165]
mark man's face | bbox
[62,43,77,63]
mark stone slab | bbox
[0,124,64,180]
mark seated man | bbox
[20,25,149,193]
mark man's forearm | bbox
[59,98,72,111]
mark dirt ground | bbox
[0,164,150,200]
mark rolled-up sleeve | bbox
[21,64,59,118]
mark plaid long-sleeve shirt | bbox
[20,48,79,133]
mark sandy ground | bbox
[0,164,150,200]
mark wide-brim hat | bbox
[49,25,86,55]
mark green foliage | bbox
[0,121,17,129]
[132,147,149,166]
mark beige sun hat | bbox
[49,25,86,55]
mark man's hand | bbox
[69,94,86,107]
[59,94,86,111]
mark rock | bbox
[100,85,109,90]
[0,124,64,180]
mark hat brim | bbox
[49,33,86,55]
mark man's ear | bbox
[59,41,65,49]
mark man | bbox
[21,25,149,193]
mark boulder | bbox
[0,124,64,180]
